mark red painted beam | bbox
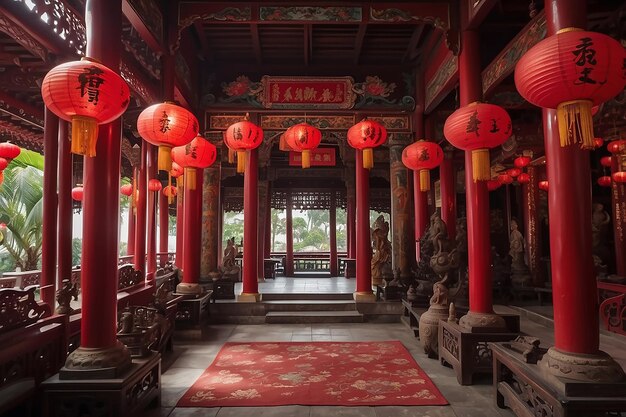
[0,90,44,127]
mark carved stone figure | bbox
[55,278,78,315]
[371,215,392,285]
[223,237,237,271]
[509,219,531,286]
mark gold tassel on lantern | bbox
[363,148,374,169]
[158,146,173,171]
[177,175,184,197]
[419,169,431,192]
[228,148,235,164]
[302,150,311,169]
[167,173,173,204]
[71,115,98,157]
[185,167,197,190]
[557,99,594,149]
[236,151,246,174]
[471,148,491,182]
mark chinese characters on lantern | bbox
[77,66,105,105]
[159,111,171,133]
[572,37,600,85]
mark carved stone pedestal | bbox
[492,341,626,417]
[42,353,161,417]
[419,304,449,358]
[438,316,519,385]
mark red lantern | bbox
[120,184,133,196]
[284,123,322,169]
[514,156,531,168]
[148,179,162,192]
[171,135,217,189]
[224,117,263,173]
[538,180,549,191]
[137,102,199,171]
[600,156,613,167]
[444,102,512,181]
[517,173,531,184]
[507,168,522,177]
[401,141,443,191]
[487,179,501,191]
[71,186,84,201]
[598,176,612,187]
[612,172,626,183]
[41,58,130,157]
[0,142,21,160]
[608,140,626,155]
[163,185,177,198]
[515,30,626,149]
[0,158,7,171]
[347,118,387,169]
[594,138,604,148]
[170,161,184,178]
[498,174,514,185]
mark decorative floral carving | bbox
[425,53,458,110]
[220,76,263,106]
[441,327,459,360]
[0,287,50,334]
[260,7,362,22]
[118,264,143,290]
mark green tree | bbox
[271,209,285,251]
[292,217,308,243]
[222,211,244,249]
[0,164,44,270]
[72,238,82,266]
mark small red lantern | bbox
[517,173,531,184]
[224,116,263,173]
[148,179,162,192]
[487,179,501,191]
[598,176,612,187]
[171,135,217,189]
[515,30,626,149]
[600,156,613,167]
[401,141,443,191]
[170,161,184,178]
[284,123,322,169]
[594,138,604,148]
[71,186,84,201]
[41,58,130,157]
[137,102,199,172]
[612,172,626,183]
[498,174,514,185]
[163,185,177,198]
[444,102,512,181]
[0,158,7,171]
[0,142,21,160]
[507,168,522,177]
[538,180,549,191]
[608,140,626,155]
[514,156,531,168]
[120,184,133,196]
[347,118,387,169]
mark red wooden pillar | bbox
[239,149,260,301]
[175,179,184,268]
[413,96,429,261]
[63,0,130,375]
[146,145,157,279]
[126,167,137,256]
[457,29,504,330]
[57,121,73,286]
[329,193,338,276]
[41,108,59,307]
[176,168,203,294]
[523,165,544,286]
[610,156,626,277]
[285,192,294,277]
[354,150,374,301]
[159,191,168,267]
[134,143,147,272]
[440,156,456,240]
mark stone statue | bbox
[509,219,531,286]
[223,237,238,271]
[55,279,78,315]
[371,215,392,285]
[592,203,611,266]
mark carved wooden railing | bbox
[597,280,626,336]
[0,270,41,290]
[270,251,348,273]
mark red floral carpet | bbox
[177,341,447,407]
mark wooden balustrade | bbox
[597,280,626,336]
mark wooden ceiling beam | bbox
[303,24,311,66]
[0,89,44,128]
[353,23,367,65]
[193,20,213,63]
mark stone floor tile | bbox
[291,335,313,341]
[169,407,219,417]
[169,353,216,369]
[141,406,174,417]
[311,335,333,341]
[310,406,375,417]
[216,406,310,416]
[451,405,513,417]
[373,405,456,417]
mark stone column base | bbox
[459,311,507,332]
[353,291,376,302]
[542,347,626,383]
[176,282,202,295]
[237,292,262,302]
[61,341,131,379]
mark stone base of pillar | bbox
[237,292,262,302]
[353,291,376,303]
[176,282,202,295]
[60,341,132,379]
[542,347,626,383]
[459,311,507,332]
[257,277,265,283]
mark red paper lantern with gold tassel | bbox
[71,186,84,201]
[171,135,217,190]
[401,140,443,191]
[224,115,263,174]
[347,118,387,169]
[41,58,130,157]
[444,102,512,181]
[163,185,177,198]
[284,123,322,169]
[148,179,162,192]
[515,30,626,149]
[137,102,199,172]
[0,142,21,161]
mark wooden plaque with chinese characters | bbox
[260,76,356,109]
[289,148,336,166]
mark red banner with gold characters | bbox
[261,76,355,109]
[289,148,336,166]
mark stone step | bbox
[265,310,364,324]
[261,293,354,301]
[264,300,357,312]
